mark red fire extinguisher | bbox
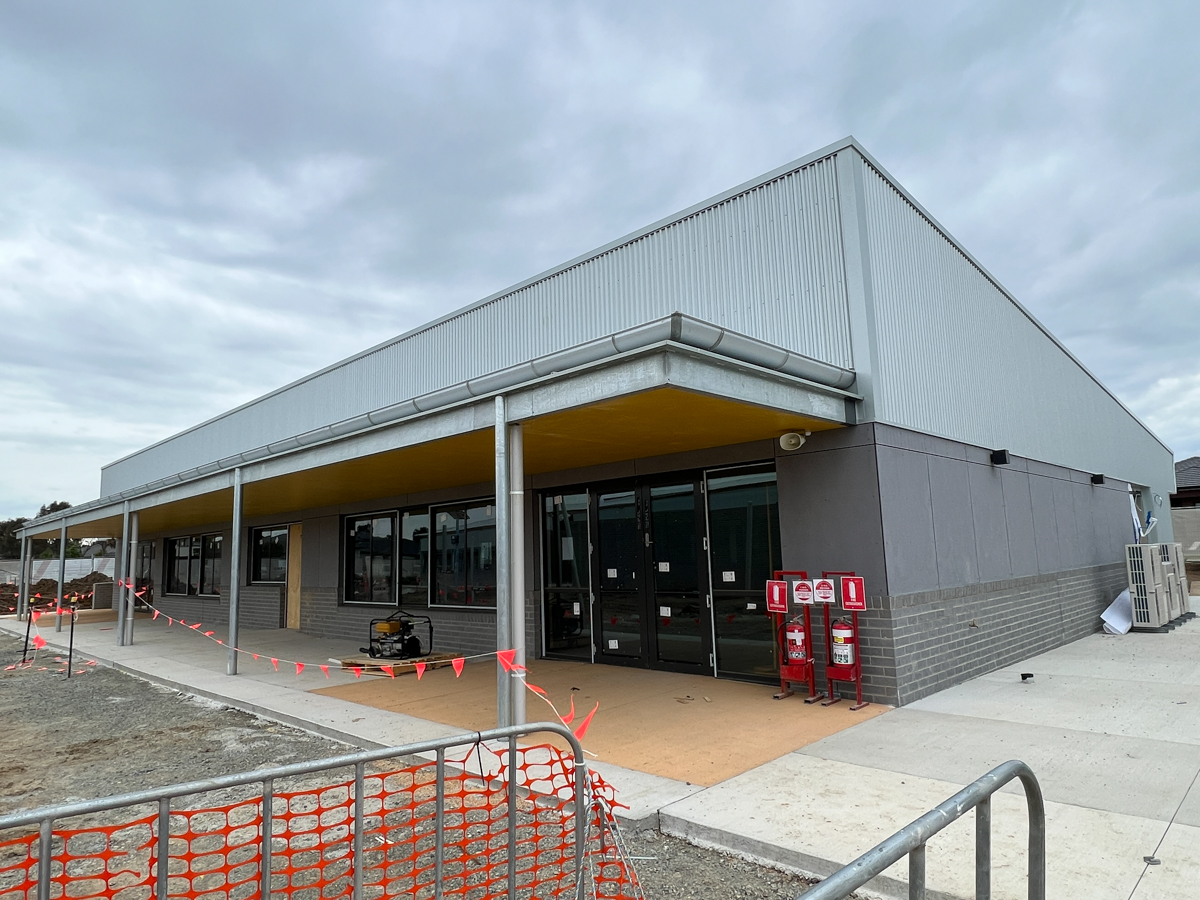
[830,618,856,667]
[784,618,807,664]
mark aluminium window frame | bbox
[249,524,292,586]
[162,531,225,598]
[428,495,498,611]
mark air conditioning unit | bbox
[1157,544,1184,620]
[1127,544,1170,629]
[1168,543,1191,609]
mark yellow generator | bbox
[361,609,433,660]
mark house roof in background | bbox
[1175,456,1200,491]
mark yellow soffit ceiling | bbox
[40,386,841,535]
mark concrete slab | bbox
[660,754,1171,900]
[1130,821,1200,898]
[800,708,1200,822]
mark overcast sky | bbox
[1,1,1197,520]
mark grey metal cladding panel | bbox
[102,156,853,493]
[860,159,1171,496]
[1001,468,1038,577]
[1029,475,1062,574]
[968,464,1011,583]
[1052,478,1083,569]
[876,445,939,594]
[776,442,887,592]
[927,455,978,589]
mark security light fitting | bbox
[990,449,1010,466]
[779,432,807,451]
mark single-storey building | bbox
[15,137,1175,716]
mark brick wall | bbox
[156,591,228,626]
[878,561,1126,706]
[240,584,283,630]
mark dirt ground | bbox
[0,634,817,898]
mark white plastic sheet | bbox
[1102,588,1133,635]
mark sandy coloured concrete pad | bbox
[312,657,888,786]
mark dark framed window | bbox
[431,500,496,607]
[164,534,222,596]
[345,514,397,605]
[200,534,222,596]
[400,510,430,604]
[252,527,289,583]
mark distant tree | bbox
[0,518,27,558]
[38,501,72,518]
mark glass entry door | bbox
[706,469,782,679]
[592,480,711,674]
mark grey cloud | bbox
[1,0,1197,517]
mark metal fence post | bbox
[157,797,170,899]
[37,818,52,900]
[435,749,445,900]
[353,761,365,900]
[261,778,273,900]
[976,795,991,900]
[908,844,925,900]
[507,736,518,900]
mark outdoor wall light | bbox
[990,449,1011,465]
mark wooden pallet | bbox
[339,651,459,675]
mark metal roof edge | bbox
[39,313,858,536]
[842,141,1173,459]
[102,137,858,474]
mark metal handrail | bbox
[799,760,1046,900]
[0,721,589,900]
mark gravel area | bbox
[0,632,823,897]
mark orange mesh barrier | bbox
[0,743,640,900]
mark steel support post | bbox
[227,468,244,675]
[116,503,130,645]
[17,535,29,621]
[124,512,139,645]
[508,422,526,726]
[55,521,66,633]
[494,396,511,728]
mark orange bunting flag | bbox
[30,611,40,623]
[32,635,46,650]
[496,649,517,671]
[452,657,465,677]
[415,662,426,679]
[381,665,394,679]
[189,623,201,630]
[180,619,187,626]
[320,664,330,678]
[573,702,600,741]
[34,593,41,598]
[561,695,576,725]
[295,662,305,675]
[203,631,214,637]
[87,660,97,666]
[152,609,160,620]
[270,658,279,671]
[253,653,259,661]
[526,682,548,696]
[167,616,174,625]
[351,666,363,679]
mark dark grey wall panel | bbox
[876,446,938,595]
[1001,469,1038,578]
[776,438,886,591]
[1053,478,1082,569]
[928,456,978,589]
[1029,475,1061,574]
[969,465,1010,583]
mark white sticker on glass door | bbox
[606,568,617,579]
[607,639,619,650]
[722,571,736,582]
[658,561,670,572]
[659,606,671,617]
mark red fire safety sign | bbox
[765,580,789,613]
[841,576,866,611]
[792,580,814,605]
[813,578,836,603]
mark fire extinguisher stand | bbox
[820,570,869,711]
[771,569,822,702]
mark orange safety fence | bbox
[0,744,640,900]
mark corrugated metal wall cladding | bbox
[102,158,854,494]
[861,159,1169,490]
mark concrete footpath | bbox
[5,609,1200,899]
